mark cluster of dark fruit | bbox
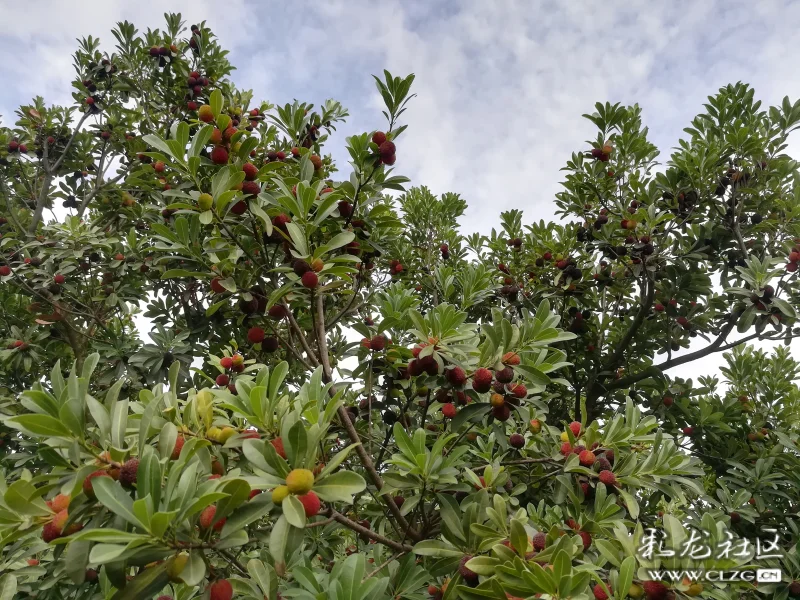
[567,307,592,334]
[787,241,800,273]
[371,131,396,166]
[62,195,79,209]
[440,244,449,260]
[188,24,203,53]
[148,41,182,67]
[749,285,776,311]
[297,112,332,150]
[506,237,523,252]
[184,70,212,111]
[6,138,29,154]
[388,259,403,276]
[496,264,519,298]
[589,143,613,162]
[555,256,582,281]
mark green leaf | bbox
[161,269,202,279]
[412,540,464,557]
[111,399,128,449]
[286,420,308,468]
[138,453,162,508]
[180,550,206,586]
[65,537,91,584]
[616,556,635,600]
[92,477,144,529]
[210,89,223,118]
[318,231,355,256]
[269,515,290,566]
[317,443,361,479]
[0,575,16,600]
[247,559,277,598]
[110,559,170,600]
[86,396,111,440]
[283,494,307,528]
[6,414,71,437]
[142,134,174,159]
[189,124,213,159]
[450,403,491,432]
[81,352,100,381]
[220,495,272,538]
[312,471,366,503]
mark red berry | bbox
[297,491,321,517]
[378,140,396,160]
[42,522,61,543]
[220,357,233,369]
[270,437,287,459]
[54,273,65,284]
[569,421,582,436]
[120,458,139,488]
[560,442,572,455]
[532,532,546,551]
[442,404,457,419]
[268,305,288,319]
[301,271,319,289]
[446,366,466,387]
[598,470,617,487]
[370,335,386,351]
[592,583,610,600]
[495,367,514,383]
[210,278,226,294]
[241,180,260,196]
[458,555,478,584]
[247,327,265,344]
[170,436,185,460]
[209,579,233,600]
[578,450,596,466]
[83,470,110,500]
[578,530,592,551]
[372,131,387,145]
[510,383,527,398]
[641,581,669,600]
[230,200,248,215]
[199,505,225,531]
[663,396,673,407]
[509,433,525,448]
[210,146,228,165]
[216,374,230,386]
[472,368,493,392]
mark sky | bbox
[0,0,798,387]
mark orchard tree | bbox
[1,13,800,600]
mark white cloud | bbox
[1,0,797,385]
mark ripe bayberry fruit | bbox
[120,458,139,487]
[598,470,617,487]
[301,271,319,289]
[298,491,321,517]
[210,146,228,165]
[509,433,525,449]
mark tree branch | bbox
[312,292,420,541]
[600,315,741,393]
[329,510,413,552]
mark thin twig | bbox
[362,552,404,581]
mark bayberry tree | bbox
[1,13,800,600]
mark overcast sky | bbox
[1,0,798,387]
